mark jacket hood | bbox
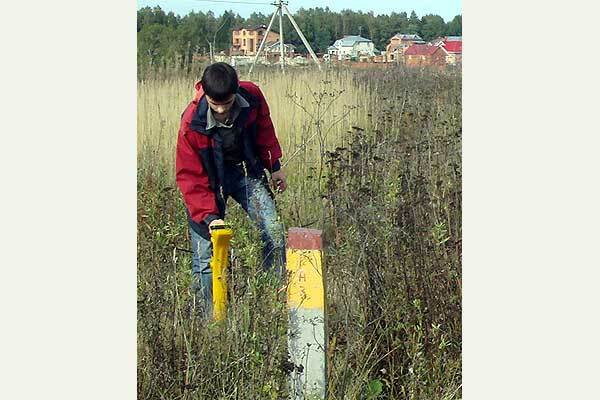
[193,81,204,102]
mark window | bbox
[243,39,246,46]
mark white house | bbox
[327,35,375,60]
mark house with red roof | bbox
[385,33,425,63]
[403,44,447,68]
[430,36,462,65]
[441,40,462,65]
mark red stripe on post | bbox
[287,228,323,250]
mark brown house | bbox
[403,44,446,68]
[385,33,425,63]
[231,25,280,56]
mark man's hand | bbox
[208,219,225,234]
[270,170,287,193]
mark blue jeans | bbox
[189,165,286,316]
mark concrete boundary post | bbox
[286,227,327,399]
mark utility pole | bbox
[249,0,321,75]
[278,0,285,73]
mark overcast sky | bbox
[137,0,461,22]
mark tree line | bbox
[138,6,461,73]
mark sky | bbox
[137,0,461,23]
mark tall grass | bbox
[137,65,461,399]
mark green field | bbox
[137,65,462,399]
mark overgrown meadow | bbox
[138,64,462,399]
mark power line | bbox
[193,0,272,6]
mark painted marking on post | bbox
[286,227,327,400]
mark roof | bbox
[232,25,256,31]
[265,41,295,50]
[404,44,442,56]
[442,40,462,53]
[392,33,423,41]
[335,35,373,46]
[232,24,279,33]
[446,36,462,41]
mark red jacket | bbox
[176,80,282,237]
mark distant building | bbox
[430,36,462,65]
[431,35,462,46]
[373,51,386,63]
[262,41,296,63]
[441,39,462,65]
[328,35,375,60]
[264,41,295,56]
[231,25,280,56]
[385,33,425,63]
[403,44,446,68]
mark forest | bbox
[138,6,461,72]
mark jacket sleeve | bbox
[175,123,219,225]
[253,86,283,172]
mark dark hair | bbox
[200,62,239,101]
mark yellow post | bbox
[209,225,233,321]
